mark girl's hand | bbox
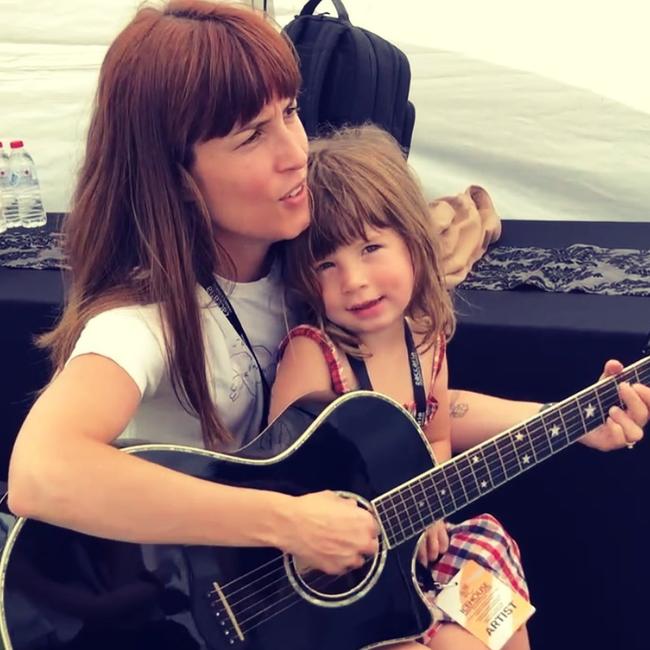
[579,360,649,451]
[417,519,449,566]
[281,491,379,575]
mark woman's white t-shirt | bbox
[68,266,289,451]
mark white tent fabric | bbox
[1,0,648,221]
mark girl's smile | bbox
[347,296,386,318]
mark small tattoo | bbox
[450,401,469,418]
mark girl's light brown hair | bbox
[283,124,455,356]
[40,0,300,448]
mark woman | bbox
[8,0,378,576]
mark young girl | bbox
[271,125,531,650]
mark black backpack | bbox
[283,0,416,153]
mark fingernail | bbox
[610,406,621,416]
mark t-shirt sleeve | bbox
[68,306,167,398]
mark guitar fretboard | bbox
[373,356,650,549]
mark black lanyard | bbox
[200,278,271,426]
[346,320,428,427]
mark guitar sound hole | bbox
[285,493,386,606]
[294,557,376,598]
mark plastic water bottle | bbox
[0,189,5,234]
[0,142,14,231]
[9,140,47,228]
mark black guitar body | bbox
[0,393,436,650]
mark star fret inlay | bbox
[584,403,596,418]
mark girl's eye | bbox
[363,243,382,254]
[315,260,334,273]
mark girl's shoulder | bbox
[279,325,350,395]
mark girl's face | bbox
[190,97,309,278]
[314,226,415,336]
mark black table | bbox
[1,218,649,650]
[448,220,650,650]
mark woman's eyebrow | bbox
[233,116,270,135]
[233,100,295,135]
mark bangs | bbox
[129,3,302,148]
[307,181,397,262]
[193,12,300,140]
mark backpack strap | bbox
[292,16,348,136]
[299,0,350,20]
[287,0,376,137]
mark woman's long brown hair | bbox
[283,125,455,356]
[40,0,300,448]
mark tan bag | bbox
[428,185,502,288]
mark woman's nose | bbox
[277,125,308,172]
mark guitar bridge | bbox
[209,581,245,644]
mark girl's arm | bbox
[9,354,378,573]
[269,336,338,421]
[448,390,539,454]
[449,361,649,453]
[423,355,452,464]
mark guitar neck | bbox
[374,356,650,549]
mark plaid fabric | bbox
[422,513,529,641]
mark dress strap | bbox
[432,332,447,383]
[346,354,373,390]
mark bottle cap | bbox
[10,140,24,149]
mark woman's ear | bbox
[178,164,201,204]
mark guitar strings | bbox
[231,548,387,633]
[212,363,650,634]
[216,364,649,630]
[223,375,650,633]
[230,373,645,633]
[217,364,645,599]
[226,392,609,630]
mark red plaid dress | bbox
[279,325,529,640]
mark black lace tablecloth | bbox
[0,228,67,270]
[2,222,649,297]
[459,244,650,297]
